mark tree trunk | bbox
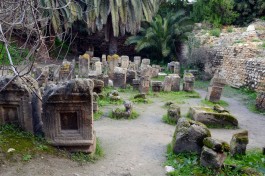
[109,32,118,55]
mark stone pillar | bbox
[139,76,150,94]
[0,76,42,134]
[163,76,172,92]
[42,79,96,153]
[113,67,127,89]
[206,71,226,102]
[141,58,150,69]
[152,81,163,92]
[134,56,141,70]
[59,60,72,82]
[79,54,90,78]
[171,74,181,91]
[95,61,102,75]
[126,70,136,85]
[183,73,195,92]
[133,79,140,90]
[121,55,130,69]
[93,92,99,112]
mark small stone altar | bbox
[42,79,96,153]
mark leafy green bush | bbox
[192,0,238,27]
[165,143,265,175]
[162,114,176,125]
[227,26,233,32]
[210,28,221,37]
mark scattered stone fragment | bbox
[167,104,181,123]
[151,81,163,92]
[200,146,226,169]
[172,118,211,154]
[230,130,249,156]
[189,106,238,128]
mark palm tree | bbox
[126,10,193,63]
[81,0,161,54]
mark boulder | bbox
[203,137,229,153]
[167,104,181,123]
[230,130,249,156]
[189,106,238,128]
[172,118,211,154]
[200,146,226,169]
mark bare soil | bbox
[1,89,265,176]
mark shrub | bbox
[210,28,221,37]
[227,26,233,33]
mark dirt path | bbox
[1,89,265,176]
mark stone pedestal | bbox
[152,81,162,92]
[206,72,226,102]
[133,79,140,91]
[113,67,127,89]
[59,60,75,82]
[42,79,96,153]
[230,130,248,157]
[183,73,195,92]
[79,54,90,78]
[139,76,150,94]
[134,56,141,70]
[163,76,172,92]
[126,70,136,85]
[171,74,180,91]
[121,55,130,69]
[0,76,42,134]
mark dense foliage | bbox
[126,10,193,63]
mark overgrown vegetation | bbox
[162,114,176,125]
[0,125,104,163]
[165,143,265,176]
[70,139,104,163]
[109,109,140,120]
[201,99,229,107]
[194,81,264,114]
[151,91,200,104]
[94,110,104,121]
[210,28,221,37]
[0,42,31,65]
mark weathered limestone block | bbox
[172,118,211,154]
[167,61,180,74]
[93,92,99,112]
[113,67,127,89]
[133,56,141,70]
[163,76,172,92]
[152,81,163,92]
[230,130,249,156]
[59,60,75,82]
[103,75,109,87]
[139,76,150,94]
[206,72,226,102]
[200,146,226,169]
[141,58,150,68]
[126,70,136,85]
[112,101,133,119]
[93,79,104,94]
[171,74,181,91]
[121,55,130,69]
[189,106,238,128]
[167,104,181,123]
[42,79,96,153]
[203,137,229,153]
[183,73,195,92]
[256,92,265,111]
[95,61,102,75]
[79,54,90,77]
[133,79,140,91]
[0,76,43,134]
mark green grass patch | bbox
[234,40,244,44]
[210,28,221,37]
[151,75,166,81]
[262,42,265,48]
[201,99,229,107]
[194,80,209,90]
[162,114,176,125]
[0,42,32,65]
[94,110,104,121]
[151,91,200,103]
[0,124,57,162]
[70,138,104,163]
[227,26,233,33]
[109,108,140,120]
[165,144,265,176]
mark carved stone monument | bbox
[42,79,96,153]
